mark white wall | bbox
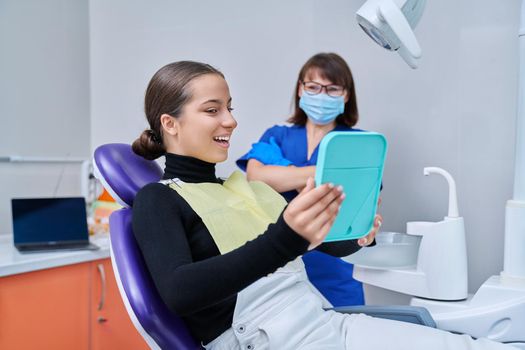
[89,0,520,293]
[0,0,90,234]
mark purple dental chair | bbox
[93,143,201,350]
[93,143,435,350]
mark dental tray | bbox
[315,132,387,242]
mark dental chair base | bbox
[411,275,525,346]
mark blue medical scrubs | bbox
[237,124,365,306]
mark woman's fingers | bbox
[299,177,315,194]
[358,214,383,246]
[284,179,345,247]
[299,191,343,244]
[288,186,343,234]
[290,180,342,216]
[298,185,343,221]
[288,183,383,249]
[302,191,344,232]
[311,215,338,249]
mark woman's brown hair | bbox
[132,61,224,160]
[287,53,358,127]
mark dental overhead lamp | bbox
[356,0,426,68]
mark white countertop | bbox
[0,234,111,277]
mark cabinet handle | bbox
[97,263,106,311]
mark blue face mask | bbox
[299,93,345,125]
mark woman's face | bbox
[164,74,237,163]
[297,69,349,103]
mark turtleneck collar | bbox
[162,153,221,184]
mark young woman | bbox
[237,53,374,307]
[132,61,512,349]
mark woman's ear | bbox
[160,114,178,137]
[297,82,303,98]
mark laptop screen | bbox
[11,197,89,245]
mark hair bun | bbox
[132,129,166,160]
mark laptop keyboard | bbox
[17,242,97,252]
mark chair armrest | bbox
[331,305,436,328]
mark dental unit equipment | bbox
[346,166,525,345]
[352,1,525,346]
[345,167,468,301]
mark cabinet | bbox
[0,259,148,350]
[90,259,148,350]
[0,263,91,350]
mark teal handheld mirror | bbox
[315,132,387,242]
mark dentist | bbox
[237,52,381,307]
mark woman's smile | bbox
[213,134,231,148]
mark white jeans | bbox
[205,259,515,350]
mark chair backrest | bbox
[93,143,201,350]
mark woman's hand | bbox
[283,177,344,250]
[358,196,382,246]
[357,214,382,247]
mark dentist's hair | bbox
[133,61,224,160]
[288,52,358,127]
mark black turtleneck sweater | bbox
[132,153,362,344]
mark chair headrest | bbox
[93,143,163,207]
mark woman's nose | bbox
[223,113,237,129]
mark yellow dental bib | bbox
[166,171,287,254]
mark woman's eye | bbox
[206,108,218,113]
[227,107,234,112]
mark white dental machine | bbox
[349,0,525,346]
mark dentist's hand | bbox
[283,177,344,250]
[246,137,293,166]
